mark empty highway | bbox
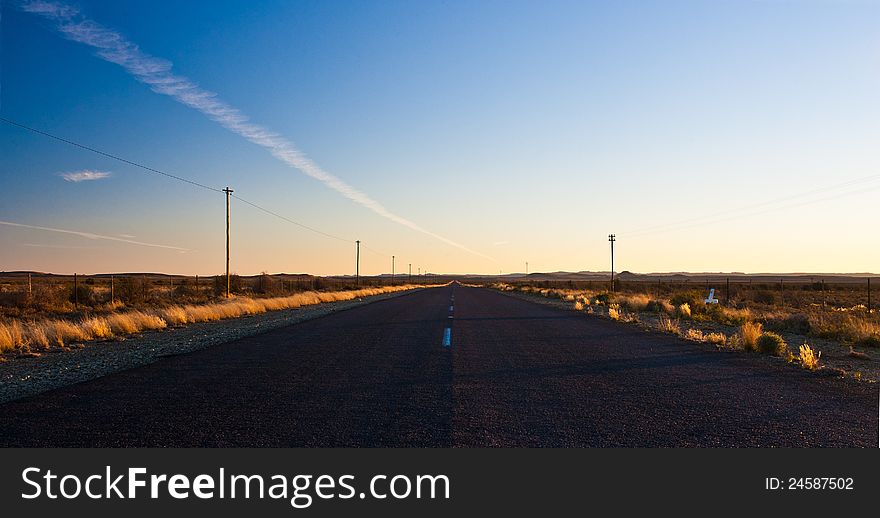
[0,284,875,447]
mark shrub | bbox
[798,344,821,370]
[670,291,702,309]
[738,322,763,352]
[574,301,584,311]
[765,313,811,335]
[645,299,673,314]
[751,290,776,305]
[756,332,788,356]
[68,283,95,305]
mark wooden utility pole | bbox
[223,187,234,298]
[355,240,361,286]
[28,273,32,296]
[608,234,616,292]
[408,263,412,285]
[110,274,114,302]
[392,255,395,285]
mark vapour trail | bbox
[20,1,494,262]
[0,220,190,251]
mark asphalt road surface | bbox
[0,284,876,447]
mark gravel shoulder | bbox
[0,289,420,403]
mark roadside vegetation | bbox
[492,281,879,381]
[0,285,424,355]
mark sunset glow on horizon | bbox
[2,0,878,276]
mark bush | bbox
[751,290,777,305]
[756,332,788,356]
[68,284,95,305]
[645,299,673,314]
[765,313,811,335]
[670,291,702,310]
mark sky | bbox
[1,0,878,276]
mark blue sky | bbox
[1,0,879,275]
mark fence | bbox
[0,272,435,313]
[487,276,876,313]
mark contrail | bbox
[0,220,190,251]
[20,1,493,262]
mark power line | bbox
[0,116,222,193]
[620,172,880,238]
[231,194,350,244]
[1,116,394,256]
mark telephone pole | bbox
[409,263,412,284]
[608,234,616,292]
[526,262,529,275]
[223,187,234,298]
[355,240,361,286]
[392,255,395,285]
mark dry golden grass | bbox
[25,322,50,350]
[81,317,113,340]
[798,343,821,370]
[0,285,422,353]
[684,328,705,341]
[705,332,727,345]
[657,314,681,335]
[608,303,621,321]
[0,322,19,352]
[738,322,763,352]
[677,303,692,319]
[617,293,651,312]
[574,300,585,311]
[683,328,726,345]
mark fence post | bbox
[110,274,114,302]
[143,274,147,301]
[74,273,78,309]
[726,277,730,306]
[28,273,32,296]
[868,277,872,314]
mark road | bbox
[0,284,875,446]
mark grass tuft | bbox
[738,322,763,352]
[657,314,681,335]
[798,343,821,370]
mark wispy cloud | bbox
[21,1,493,262]
[21,243,96,249]
[60,169,111,182]
[0,220,189,251]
